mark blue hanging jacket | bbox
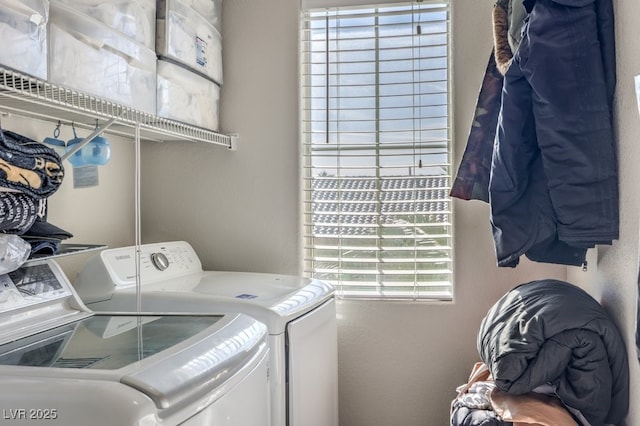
[489,0,618,267]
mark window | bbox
[301,1,453,300]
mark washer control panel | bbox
[99,241,203,287]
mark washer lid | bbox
[0,312,268,411]
[120,313,267,410]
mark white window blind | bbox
[301,1,453,300]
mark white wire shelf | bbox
[0,66,232,147]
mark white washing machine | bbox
[73,241,338,426]
[0,257,270,425]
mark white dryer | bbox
[0,258,270,425]
[73,241,338,426]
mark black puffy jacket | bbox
[478,279,629,425]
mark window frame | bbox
[300,1,454,301]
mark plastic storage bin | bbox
[156,0,222,85]
[49,1,156,114]
[0,0,48,79]
[53,0,155,49]
[159,0,221,32]
[156,59,220,130]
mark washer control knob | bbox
[151,252,170,271]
